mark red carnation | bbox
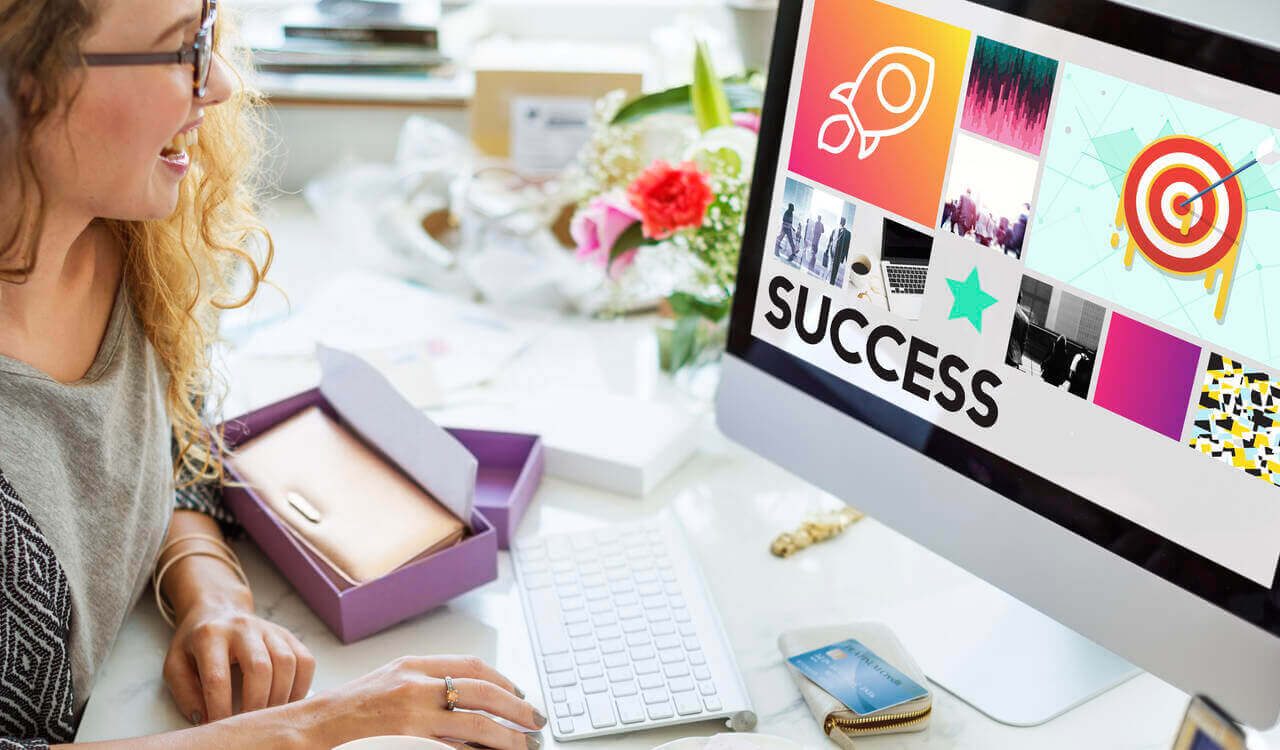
[626,160,715,240]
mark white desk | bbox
[75,198,1280,749]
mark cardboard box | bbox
[469,39,646,169]
[219,347,541,642]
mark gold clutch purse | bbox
[226,405,466,587]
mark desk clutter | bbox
[220,346,543,642]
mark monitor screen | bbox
[732,0,1280,632]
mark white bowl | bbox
[331,737,454,750]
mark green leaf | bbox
[691,40,732,133]
[667,291,732,323]
[660,315,702,373]
[608,221,654,269]
[610,81,762,125]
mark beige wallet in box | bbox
[226,405,466,587]
[778,622,932,748]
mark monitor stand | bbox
[887,577,1142,726]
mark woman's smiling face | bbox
[31,0,232,222]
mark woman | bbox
[0,0,545,748]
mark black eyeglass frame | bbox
[82,0,217,98]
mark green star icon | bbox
[945,267,998,332]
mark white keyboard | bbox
[512,517,756,741]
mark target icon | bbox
[1117,135,1246,320]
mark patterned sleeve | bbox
[171,400,241,539]
[0,739,50,749]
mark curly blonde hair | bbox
[0,0,276,488]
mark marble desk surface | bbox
[74,417,1280,749]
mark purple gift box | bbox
[219,348,542,643]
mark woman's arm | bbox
[49,655,546,750]
[157,510,316,725]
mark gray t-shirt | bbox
[0,277,173,716]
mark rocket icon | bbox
[818,46,937,160]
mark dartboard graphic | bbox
[1116,135,1246,320]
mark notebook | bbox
[226,405,465,586]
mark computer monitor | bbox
[716,0,1280,728]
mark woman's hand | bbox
[164,600,316,725]
[296,655,546,750]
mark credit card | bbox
[787,638,928,715]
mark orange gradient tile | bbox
[788,0,970,227]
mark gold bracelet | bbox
[155,533,240,572]
[153,547,250,628]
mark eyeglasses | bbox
[82,0,218,98]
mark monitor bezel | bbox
[727,0,1280,637]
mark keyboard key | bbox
[596,625,622,640]
[604,652,628,668]
[586,693,616,728]
[615,592,640,607]
[647,701,674,720]
[641,595,666,609]
[634,658,660,675]
[688,652,707,666]
[673,608,692,623]
[635,569,658,583]
[549,671,577,688]
[693,666,711,681]
[659,648,684,664]
[638,673,663,690]
[575,650,600,665]
[562,596,586,611]
[545,654,573,673]
[669,595,687,609]
[683,637,701,651]
[551,688,567,703]
[674,692,702,716]
[704,695,722,712]
[678,622,697,637]
[582,677,608,694]
[663,661,690,678]
[607,667,633,682]
[563,608,589,625]
[629,645,655,660]
[626,632,650,646]
[617,695,646,724]
[524,573,553,589]
[618,605,643,619]
[652,621,676,636]
[646,608,672,623]
[566,622,591,638]
[660,568,677,582]
[529,590,569,655]
[699,680,716,696]
[664,582,681,596]
[568,700,584,716]
[571,636,595,651]
[555,702,572,718]
[638,582,662,596]
[557,719,575,735]
[592,612,617,627]
[643,688,669,704]
[599,638,625,654]
[621,618,647,634]
[612,680,638,697]
[588,599,612,614]
[669,676,694,693]
[578,662,603,679]
[654,635,680,650]
[583,585,610,601]
[554,571,577,586]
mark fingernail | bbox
[526,732,543,750]
[514,685,526,699]
[190,710,202,726]
[533,709,547,728]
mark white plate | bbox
[331,737,454,750]
[652,733,809,750]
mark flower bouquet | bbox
[568,42,764,372]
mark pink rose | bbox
[570,191,643,278]
[731,111,761,133]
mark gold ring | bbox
[444,675,459,711]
